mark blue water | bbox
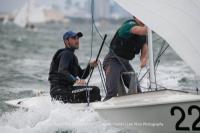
[0,21,199,133]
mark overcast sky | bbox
[0,0,87,13]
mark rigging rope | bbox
[97,61,107,95]
[85,0,95,105]
[79,0,94,80]
[90,1,132,73]
[89,0,170,93]
[139,40,169,83]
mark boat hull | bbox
[97,101,200,133]
[93,90,200,133]
[5,90,200,133]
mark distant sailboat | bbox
[2,15,9,25]
[13,0,46,29]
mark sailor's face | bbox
[68,36,80,49]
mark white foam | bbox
[0,101,121,133]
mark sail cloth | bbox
[14,0,46,28]
[14,2,29,27]
[114,0,200,76]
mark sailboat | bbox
[13,0,46,29]
[2,15,9,25]
[91,0,200,133]
[5,0,200,133]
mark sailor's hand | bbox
[140,44,148,68]
[90,60,98,68]
[140,58,147,68]
[75,79,86,86]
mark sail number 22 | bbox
[170,105,200,131]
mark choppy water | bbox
[0,20,199,133]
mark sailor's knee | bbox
[91,86,100,93]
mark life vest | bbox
[49,48,65,76]
[48,48,68,85]
[49,48,90,87]
[110,28,146,60]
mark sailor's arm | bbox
[131,26,147,36]
[78,64,90,79]
[140,43,148,68]
[75,60,98,85]
[78,60,98,79]
[58,51,77,85]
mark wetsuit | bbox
[49,48,101,103]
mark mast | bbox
[148,28,157,90]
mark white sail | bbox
[14,0,46,28]
[114,0,200,76]
[28,1,46,24]
[13,2,28,27]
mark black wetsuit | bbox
[48,48,101,103]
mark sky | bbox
[0,0,131,19]
[0,0,86,13]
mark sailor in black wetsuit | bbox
[49,31,101,103]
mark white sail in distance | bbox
[28,0,46,24]
[114,0,200,76]
[14,0,46,28]
[13,2,29,27]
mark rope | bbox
[79,0,95,80]
[89,0,170,93]
[97,61,107,95]
[85,0,95,106]
[139,40,169,82]
[89,0,94,62]
[90,1,131,73]
[90,1,200,94]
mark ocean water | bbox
[0,21,199,133]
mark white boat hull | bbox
[92,90,200,133]
[95,101,200,133]
[5,90,200,133]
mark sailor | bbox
[48,31,101,103]
[103,16,148,100]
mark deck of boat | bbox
[92,89,200,109]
